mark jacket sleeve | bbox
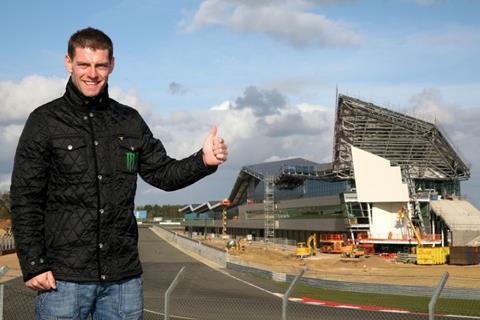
[10,111,51,281]
[138,117,217,191]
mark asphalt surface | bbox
[2,226,477,320]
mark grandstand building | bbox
[181,94,480,251]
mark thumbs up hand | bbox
[202,126,228,166]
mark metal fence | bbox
[1,228,480,320]
[0,235,14,252]
[2,266,479,320]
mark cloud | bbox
[157,86,333,170]
[234,86,287,116]
[180,0,361,48]
[408,88,456,124]
[402,89,480,207]
[260,103,331,137]
[0,75,66,125]
[168,81,188,95]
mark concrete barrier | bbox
[152,226,480,300]
[151,226,227,267]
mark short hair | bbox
[68,27,113,61]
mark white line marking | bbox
[150,227,280,298]
[144,308,197,319]
[289,298,303,302]
[304,302,325,305]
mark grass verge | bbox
[278,282,480,317]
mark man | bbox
[11,27,228,319]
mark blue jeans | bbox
[35,276,143,320]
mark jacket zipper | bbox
[87,111,103,281]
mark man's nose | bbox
[87,66,97,78]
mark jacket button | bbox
[30,261,35,266]
[99,209,105,214]
[83,116,88,120]
[99,243,103,249]
[101,275,106,280]
[94,140,99,146]
[89,112,94,118]
[97,175,103,180]
[67,145,73,150]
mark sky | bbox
[1,0,479,208]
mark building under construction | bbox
[181,94,480,252]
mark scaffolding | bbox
[332,94,470,181]
[264,176,275,243]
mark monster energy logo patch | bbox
[126,151,136,172]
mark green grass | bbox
[279,282,480,317]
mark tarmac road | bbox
[1,226,476,320]
[140,226,478,320]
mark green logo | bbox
[126,151,136,172]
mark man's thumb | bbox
[209,126,217,138]
[48,271,56,289]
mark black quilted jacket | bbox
[11,78,216,282]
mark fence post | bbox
[282,268,306,320]
[429,271,449,320]
[164,266,185,320]
[0,266,10,320]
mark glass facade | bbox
[244,204,344,220]
[248,179,348,203]
[414,179,461,196]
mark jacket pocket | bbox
[51,136,88,174]
[116,135,140,174]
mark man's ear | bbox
[65,54,73,73]
[109,56,115,74]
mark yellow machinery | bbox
[398,205,449,264]
[226,237,246,252]
[341,244,365,258]
[398,206,423,247]
[295,234,317,258]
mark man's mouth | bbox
[84,80,100,86]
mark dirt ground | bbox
[3,235,479,289]
[0,252,22,283]
[201,237,480,289]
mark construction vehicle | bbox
[226,237,246,252]
[341,243,365,258]
[319,233,344,253]
[295,233,317,258]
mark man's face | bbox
[65,47,114,97]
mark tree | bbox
[136,204,184,220]
[0,192,11,219]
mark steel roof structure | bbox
[228,158,331,206]
[332,94,470,181]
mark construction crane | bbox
[295,233,317,258]
[398,205,423,247]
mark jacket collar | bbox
[64,77,110,111]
